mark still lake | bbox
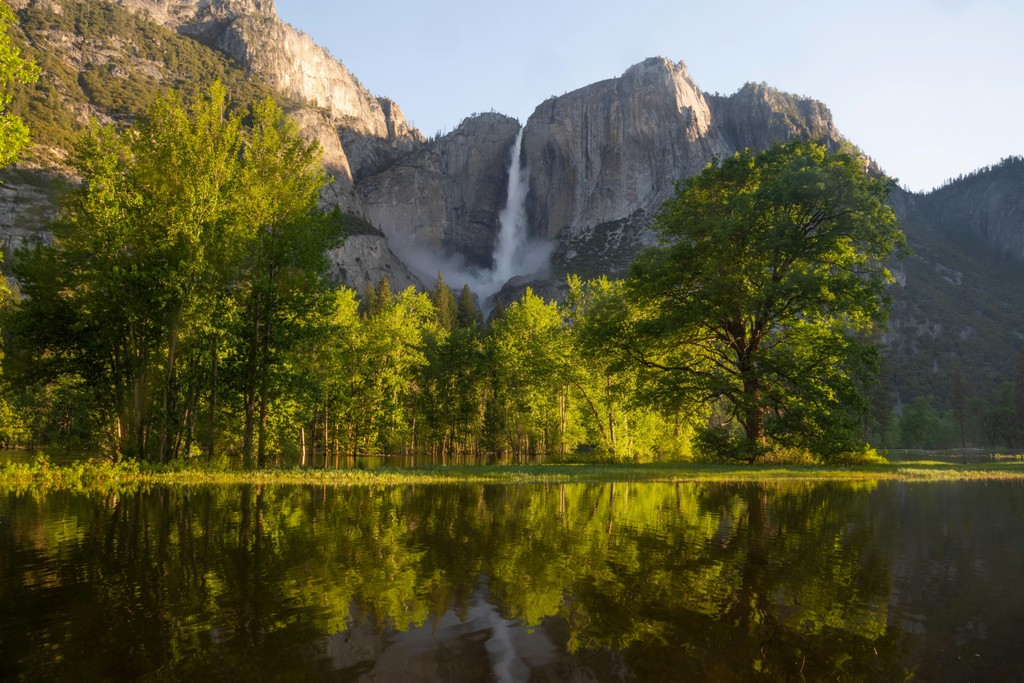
[1,480,1022,682]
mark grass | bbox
[2,455,1024,494]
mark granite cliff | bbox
[517,57,847,282]
[359,113,521,270]
[523,58,730,241]
[882,168,1024,406]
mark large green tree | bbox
[629,141,904,461]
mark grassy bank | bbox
[2,456,1024,494]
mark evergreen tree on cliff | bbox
[629,141,904,462]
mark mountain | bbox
[885,163,1024,408]
[1,0,423,290]
[2,0,1022,411]
[518,58,846,287]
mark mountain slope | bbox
[2,0,422,289]
[886,166,1024,409]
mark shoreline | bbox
[2,459,1024,493]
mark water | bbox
[482,128,532,299]
[373,126,550,311]
[464,128,551,310]
[2,481,1023,681]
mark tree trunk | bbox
[741,407,766,463]
[157,317,181,464]
[323,402,329,469]
[242,304,261,470]
[739,351,766,461]
[209,335,217,462]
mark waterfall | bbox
[474,127,551,306]
[383,126,551,310]
[489,128,529,292]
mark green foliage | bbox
[564,275,694,461]
[694,425,755,463]
[0,2,38,167]
[7,1,277,157]
[486,288,569,459]
[429,271,457,331]
[8,84,336,463]
[897,396,954,449]
[455,284,483,329]
[629,141,905,462]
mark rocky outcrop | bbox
[286,106,362,214]
[3,0,430,297]
[358,113,521,268]
[706,82,843,153]
[881,181,1024,406]
[112,0,276,34]
[516,59,854,280]
[522,57,731,241]
[113,0,427,174]
[215,15,420,143]
[327,234,423,296]
[0,170,66,251]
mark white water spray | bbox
[383,126,552,310]
[477,128,549,301]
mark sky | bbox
[275,0,1023,193]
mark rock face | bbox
[286,106,361,214]
[4,0,423,293]
[359,113,521,268]
[113,0,426,181]
[523,58,730,241]
[0,170,65,251]
[883,180,1024,407]
[519,58,847,280]
[916,157,1024,261]
[112,0,276,33]
[706,82,843,153]
[215,16,419,143]
[327,234,422,296]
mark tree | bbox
[455,283,483,329]
[1014,349,1024,448]
[950,362,968,448]
[0,3,39,168]
[564,275,695,461]
[228,97,337,468]
[486,289,569,459]
[629,141,904,461]
[0,3,39,434]
[429,271,457,331]
[899,396,951,449]
[9,84,334,462]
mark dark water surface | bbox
[1,480,1023,682]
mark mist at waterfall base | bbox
[387,129,553,315]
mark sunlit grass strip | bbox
[2,458,1024,493]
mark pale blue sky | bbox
[276,0,1022,192]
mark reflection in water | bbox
[0,481,1023,681]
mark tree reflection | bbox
[0,481,927,680]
